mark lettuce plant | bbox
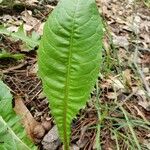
[38,0,103,149]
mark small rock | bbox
[42,126,61,150]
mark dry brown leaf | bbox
[112,78,125,91]
[123,69,132,89]
[37,22,45,35]
[29,63,38,75]
[7,26,18,32]
[107,92,117,99]
[146,134,150,138]
[133,105,149,124]
[21,10,41,33]
[138,100,150,111]
[143,139,150,150]
[141,53,150,65]
[13,96,46,142]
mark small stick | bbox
[1,61,27,74]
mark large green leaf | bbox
[38,0,103,149]
[0,80,36,150]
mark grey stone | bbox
[42,125,61,150]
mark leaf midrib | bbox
[63,0,80,147]
[0,116,30,150]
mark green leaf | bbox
[0,0,13,6]
[0,80,36,150]
[144,0,150,8]
[0,25,40,49]
[0,53,25,60]
[0,80,13,119]
[38,0,103,149]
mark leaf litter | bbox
[0,0,150,149]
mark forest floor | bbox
[0,0,150,150]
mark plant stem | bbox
[63,137,69,150]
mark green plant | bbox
[0,52,25,60]
[0,25,40,49]
[0,0,13,5]
[143,0,150,7]
[0,80,36,150]
[38,0,103,149]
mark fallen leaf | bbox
[146,134,150,138]
[29,63,38,75]
[132,15,141,34]
[123,69,132,89]
[14,96,46,142]
[112,78,125,91]
[21,10,41,33]
[7,26,18,32]
[107,92,117,99]
[134,105,149,124]
[143,139,150,150]
[138,100,150,111]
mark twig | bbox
[28,80,41,95]
[9,76,23,94]
[1,61,27,74]
[30,88,42,102]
